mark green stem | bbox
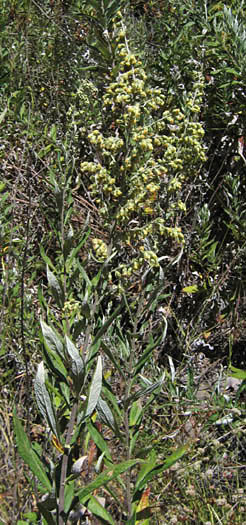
[58,400,78,525]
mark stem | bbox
[123,293,145,520]
[124,407,132,519]
[20,183,31,437]
[58,400,78,525]
[60,186,70,336]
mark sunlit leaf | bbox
[88,495,115,525]
[85,356,102,418]
[40,320,64,359]
[46,265,64,309]
[230,366,246,380]
[65,335,85,394]
[182,285,199,294]
[129,400,143,427]
[34,362,58,438]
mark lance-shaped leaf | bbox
[101,341,124,377]
[129,400,143,428]
[92,302,123,346]
[53,183,64,216]
[134,451,156,495]
[40,245,56,272]
[125,374,165,408]
[102,381,122,418]
[88,495,115,525]
[43,344,68,382]
[97,397,115,431]
[13,409,52,492]
[34,362,59,438]
[229,365,246,380]
[40,320,64,360]
[134,443,190,493]
[77,459,144,501]
[46,265,64,309]
[66,231,90,271]
[63,225,74,260]
[87,420,112,461]
[134,322,167,376]
[85,356,102,418]
[64,481,75,514]
[65,335,85,394]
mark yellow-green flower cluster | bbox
[88,130,124,153]
[63,299,82,319]
[81,160,122,199]
[66,79,99,144]
[115,249,159,281]
[91,238,108,261]
[78,15,206,282]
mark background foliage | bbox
[1,0,246,523]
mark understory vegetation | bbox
[1,1,246,524]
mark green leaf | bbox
[85,356,103,418]
[102,382,122,418]
[65,335,85,394]
[93,301,124,346]
[101,341,124,377]
[130,430,141,456]
[88,495,115,525]
[66,232,91,271]
[97,397,116,432]
[126,374,165,407]
[40,245,56,272]
[182,285,199,294]
[20,102,26,119]
[134,451,156,494]
[64,205,74,226]
[38,144,53,159]
[86,420,112,460]
[40,320,64,359]
[86,339,101,369]
[43,345,68,382]
[77,459,144,501]
[46,265,64,309]
[229,366,246,380]
[78,264,92,288]
[13,410,52,492]
[34,362,58,438]
[134,327,167,376]
[129,400,143,427]
[50,124,57,141]
[64,482,75,514]
[91,268,102,289]
[134,444,189,493]
[22,512,38,521]
[63,225,74,260]
[60,381,70,406]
